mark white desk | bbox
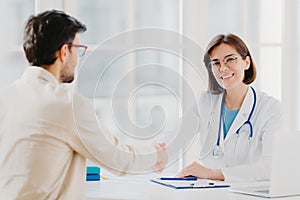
[85,175,300,200]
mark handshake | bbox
[153,142,168,173]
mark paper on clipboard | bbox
[150,178,230,189]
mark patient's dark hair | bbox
[23,9,86,66]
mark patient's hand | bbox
[153,143,168,173]
[176,161,225,181]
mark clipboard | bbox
[150,178,230,189]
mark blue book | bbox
[86,174,100,181]
[86,166,100,175]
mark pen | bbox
[160,176,197,181]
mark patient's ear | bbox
[57,44,69,62]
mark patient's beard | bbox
[60,64,75,83]
[61,73,74,83]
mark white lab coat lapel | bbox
[199,93,223,160]
[224,87,254,143]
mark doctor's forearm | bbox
[211,169,225,181]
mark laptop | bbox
[230,132,300,198]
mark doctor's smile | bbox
[220,73,234,80]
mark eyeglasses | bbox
[208,55,243,72]
[67,43,88,57]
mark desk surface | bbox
[85,175,300,200]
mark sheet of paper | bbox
[150,178,230,189]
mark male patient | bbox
[0,10,167,199]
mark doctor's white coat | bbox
[187,87,282,181]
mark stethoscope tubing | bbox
[214,86,257,157]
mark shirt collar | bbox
[22,66,60,85]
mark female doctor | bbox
[177,34,282,181]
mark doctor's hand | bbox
[152,142,168,173]
[176,161,225,181]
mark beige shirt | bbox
[0,67,156,200]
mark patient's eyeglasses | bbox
[67,43,88,57]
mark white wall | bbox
[282,0,300,130]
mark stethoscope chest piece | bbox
[212,146,224,159]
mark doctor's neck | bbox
[225,85,249,110]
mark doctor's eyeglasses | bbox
[208,55,243,72]
[67,43,88,57]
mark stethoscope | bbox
[212,86,256,159]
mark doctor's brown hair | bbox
[203,34,257,94]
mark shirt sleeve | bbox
[68,94,157,175]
